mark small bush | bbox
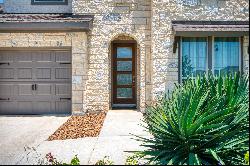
[125,155,139,165]
[45,153,80,165]
[136,73,249,165]
[95,156,114,165]
[245,151,249,165]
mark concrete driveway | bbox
[0,110,150,165]
[0,116,69,165]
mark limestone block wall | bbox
[243,36,249,74]
[73,0,152,112]
[151,0,249,101]
[0,32,88,115]
[3,0,72,13]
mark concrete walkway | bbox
[0,110,150,165]
[88,110,149,165]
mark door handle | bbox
[0,63,10,65]
[32,84,37,91]
[132,76,136,83]
[32,84,35,91]
[0,98,10,101]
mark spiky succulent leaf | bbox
[137,73,249,165]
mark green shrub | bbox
[68,155,80,165]
[137,73,249,165]
[125,154,140,165]
[245,151,249,165]
[45,153,80,165]
[95,156,114,165]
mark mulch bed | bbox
[47,112,107,141]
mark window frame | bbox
[31,0,68,5]
[179,36,243,83]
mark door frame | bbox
[111,40,137,108]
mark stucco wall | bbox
[73,0,152,112]
[3,0,72,13]
[0,32,88,115]
[151,0,249,102]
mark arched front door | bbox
[112,41,137,108]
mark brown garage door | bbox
[0,49,72,115]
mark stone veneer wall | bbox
[73,0,152,112]
[0,0,248,114]
[151,0,249,101]
[243,36,249,74]
[0,32,88,114]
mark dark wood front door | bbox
[112,43,137,106]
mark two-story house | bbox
[0,0,249,115]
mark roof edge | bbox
[0,14,94,32]
[0,22,93,33]
[172,20,249,25]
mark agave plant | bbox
[136,73,249,165]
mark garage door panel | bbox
[36,84,53,95]
[0,84,12,96]
[18,101,33,114]
[0,51,14,62]
[56,51,71,63]
[56,84,71,95]
[56,68,71,79]
[33,51,54,62]
[18,84,33,96]
[0,101,16,114]
[36,68,52,79]
[0,68,14,79]
[35,101,54,114]
[56,101,71,114]
[16,52,33,62]
[18,68,33,79]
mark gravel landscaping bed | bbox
[48,112,107,141]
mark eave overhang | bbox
[172,21,249,53]
[0,13,94,32]
[172,21,249,37]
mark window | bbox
[0,0,3,3]
[31,0,68,5]
[181,37,208,81]
[180,37,241,82]
[214,37,240,76]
